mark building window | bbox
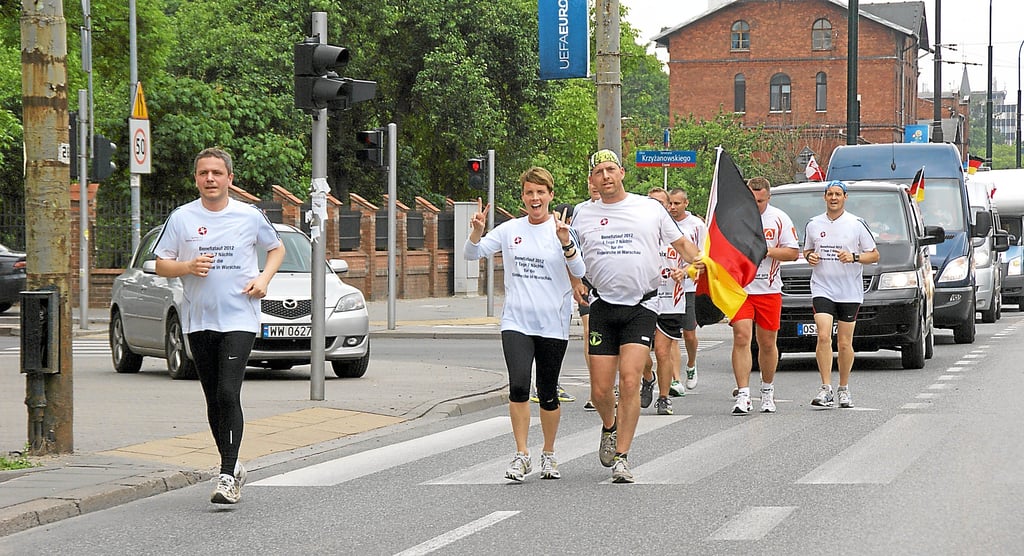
[734,74,746,113]
[770,73,791,112]
[812,19,832,50]
[816,72,827,111]
[731,21,750,50]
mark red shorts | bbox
[730,293,782,331]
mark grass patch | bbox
[0,452,36,471]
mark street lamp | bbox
[1017,38,1023,168]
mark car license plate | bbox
[262,324,312,338]
[797,322,838,336]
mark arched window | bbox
[816,72,827,111]
[770,73,791,112]
[812,19,833,50]
[731,21,750,50]
[734,74,746,113]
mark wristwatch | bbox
[853,253,860,263]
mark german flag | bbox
[689,148,768,326]
[968,154,985,175]
[908,166,925,202]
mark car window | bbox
[771,190,909,244]
[133,230,162,269]
[259,229,311,272]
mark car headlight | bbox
[333,292,366,312]
[937,256,971,283]
[1010,257,1022,276]
[975,247,991,268]
[878,270,919,290]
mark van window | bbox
[1004,217,1023,246]
[916,179,966,232]
[770,190,909,245]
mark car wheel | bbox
[331,342,370,378]
[901,317,926,369]
[981,291,998,323]
[166,313,198,380]
[0,302,11,314]
[952,316,976,344]
[924,323,934,360]
[110,310,143,373]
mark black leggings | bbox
[188,330,255,476]
[501,330,568,411]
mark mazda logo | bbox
[282,299,298,309]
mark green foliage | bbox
[0,450,35,471]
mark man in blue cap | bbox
[802,180,879,409]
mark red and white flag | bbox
[805,155,825,181]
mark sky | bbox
[620,0,1024,95]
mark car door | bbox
[118,230,170,349]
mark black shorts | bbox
[578,302,590,317]
[588,298,658,356]
[812,297,860,323]
[656,313,684,341]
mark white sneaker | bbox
[685,365,698,389]
[837,388,853,408]
[234,461,247,488]
[504,452,532,482]
[811,385,835,407]
[211,474,240,504]
[760,387,776,413]
[733,391,752,414]
[539,451,560,479]
[669,380,686,397]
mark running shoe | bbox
[583,400,597,411]
[811,385,835,408]
[234,461,247,488]
[837,387,853,408]
[655,396,673,415]
[211,474,240,504]
[599,427,617,467]
[685,365,698,389]
[640,376,656,408]
[556,385,576,403]
[733,391,752,415]
[529,389,540,403]
[611,455,635,483]
[505,452,532,482]
[669,379,686,397]
[539,452,560,479]
[760,386,776,413]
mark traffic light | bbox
[92,134,116,181]
[468,158,486,189]
[356,128,386,166]
[293,37,377,111]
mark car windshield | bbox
[259,229,311,272]
[770,189,910,245]
[915,179,966,232]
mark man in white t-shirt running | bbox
[803,180,879,409]
[571,149,703,483]
[729,177,799,415]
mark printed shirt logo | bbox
[600,217,609,226]
[198,226,208,236]
[764,228,776,241]
[820,231,827,238]
[514,236,522,244]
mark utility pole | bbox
[933,0,944,143]
[22,0,75,454]
[595,0,622,156]
[985,0,993,161]
[847,0,860,145]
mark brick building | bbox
[653,0,931,173]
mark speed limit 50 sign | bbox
[129,118,152,174]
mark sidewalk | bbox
[0,294,529,537]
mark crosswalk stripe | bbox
[423,416,687,485]
[251,416,513,487]
[393,511,519,556]
[707,506,798,541]
[630,415,803,484]
[796,414,954,484]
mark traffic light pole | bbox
[77,91,90,331]
[486,149,495,318]
[309,12,328,401]
[386,123,397,330]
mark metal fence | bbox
[93,197,186,268]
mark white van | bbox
[971,169,1024,309]
[965,173,1011,321]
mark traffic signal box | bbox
[468,158,486,189]
[293,37,376,111]
[356,128,386,167]
[68,113,117,182]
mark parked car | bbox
[0,243,27,314]
[768,180,945,369]
[109,223,370,379]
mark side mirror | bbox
[972,211,992,238]
[142,260,157,274]
[921,225,946,246]
[328,259,350,274]
[993,230,1011,253]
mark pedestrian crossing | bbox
[0,339,110,357]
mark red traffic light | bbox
[468,159,482,173]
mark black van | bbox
[769,181,945,369]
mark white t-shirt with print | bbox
[803,210,877,303]
[746,204,800,295]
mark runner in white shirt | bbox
[729,177,800,414]
[154,148,284,505]
[571,149,703,484]
[668,189,707,395]
[803,180,880,409]
[464,166,585,482]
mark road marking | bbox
[629,416,802,484]
[796,414,954,484]
[423,416,686,485]
[961,353,983,359]
[394,511,519,556]
[901,402,931,410]
[708,506,797,540]
[915,393,940,399]
[945,367,964,373]
[955,360,976,365]
[252,417,513,487]
[937,375,962,381]
[927,383,953,390]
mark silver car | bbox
[109,223,370,379]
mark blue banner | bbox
[538,0,589,80]
[905,124,929,143]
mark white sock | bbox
[738,387,750,396]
